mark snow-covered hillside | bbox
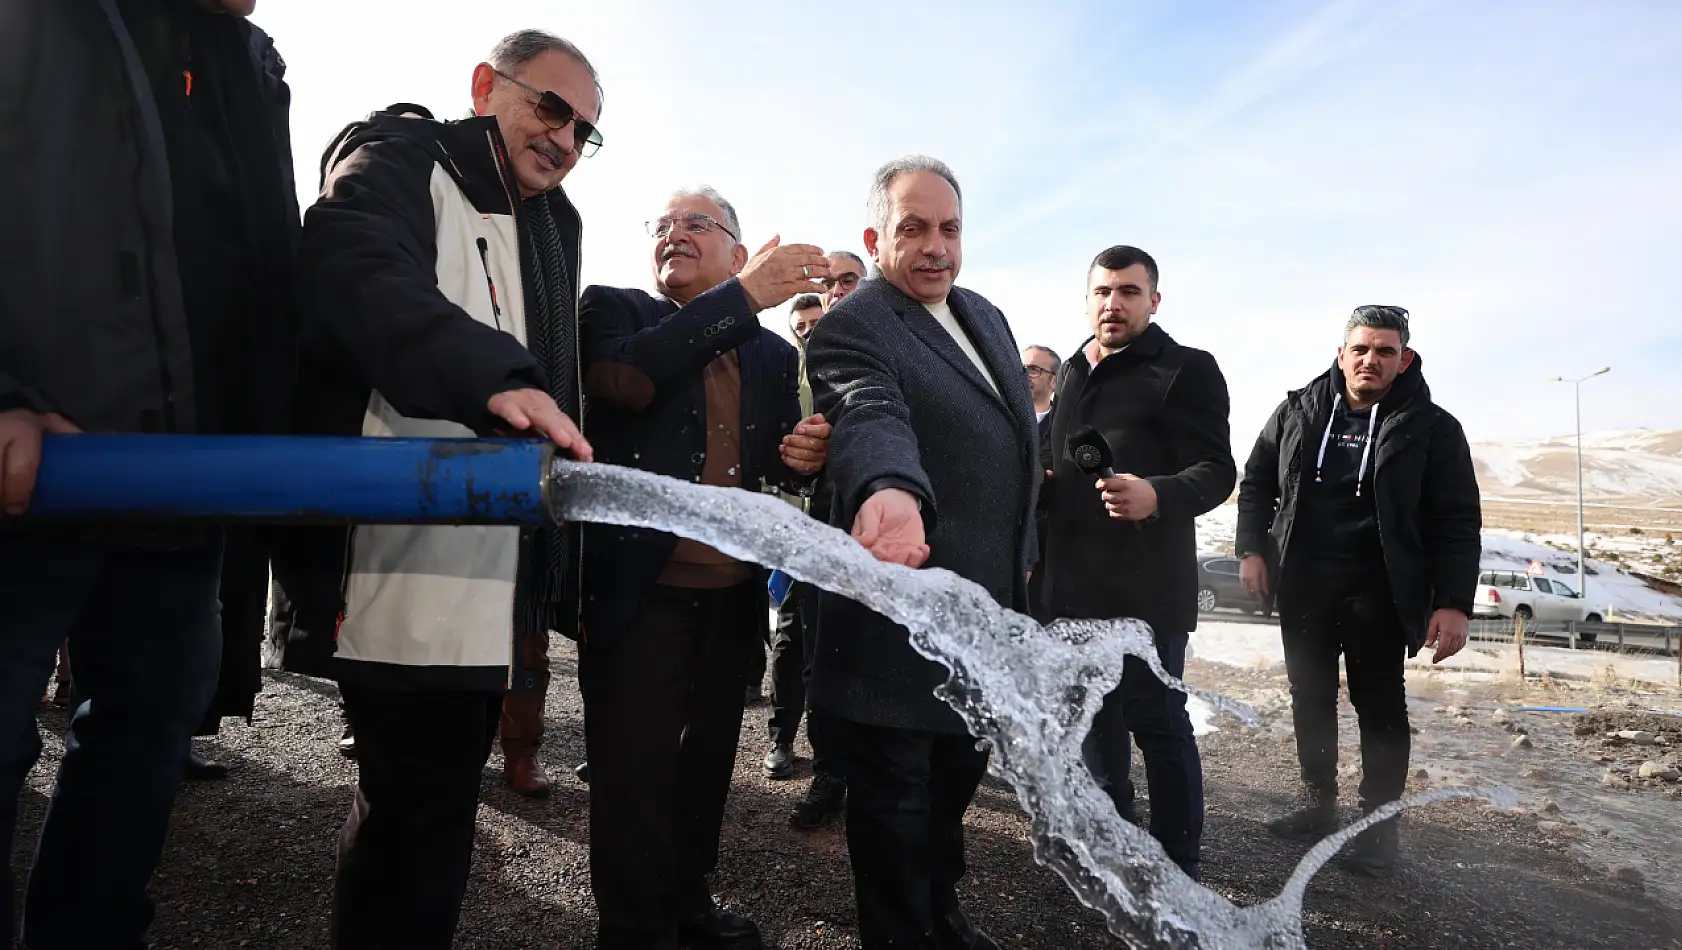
[1195,503,1682,621]
[1471,428,1682,507]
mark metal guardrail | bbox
[1469,617,1680,658]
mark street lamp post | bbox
[1546,367,1611,604]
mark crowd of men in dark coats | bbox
[0,7,1481,950]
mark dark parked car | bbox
[1197,555,1262,615]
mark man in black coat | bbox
[0,1,297,945]
[807,156,1039,950]
[282,30,599,948]
[1236,305,1480,876]
[1038,245,1235,879]
[578,185,830,950]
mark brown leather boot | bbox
[505,755,552,798]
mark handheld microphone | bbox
[1066,426,1117,479]
[1067,426,1151,528]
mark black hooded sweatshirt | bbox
[1236,355,1483,653]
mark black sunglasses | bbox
[494,69,603,157]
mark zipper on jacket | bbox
[475,238,504,332]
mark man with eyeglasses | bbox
[272,29,599,947]
[766,266,862,830]
[819,250,868,312]
[1238,305,1479,876]
[1022,345,1061,621]
[577,186,831,950]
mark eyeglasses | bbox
[819,273,861,292]
[493,69,603,158]
[645,213,739,242]
[1023,365,1054,378]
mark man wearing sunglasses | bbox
[576,186,831,950]
[1237,305,1479,876]
[273,29,601,948]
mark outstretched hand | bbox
[852,488,929,568]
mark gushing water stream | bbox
[549,460,1516,948]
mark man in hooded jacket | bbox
[1236,305,1480,876]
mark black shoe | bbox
[762,743,795,780]
[678,905,763,949]
[1266,794,1339,842]
[1340,816,1399,878]
[575,761,590,784]
[185,752,229,781]
[789,772,846,829]
[934,906,1000,950]
[338,724,357,760]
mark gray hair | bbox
[489,30,605,119]
[1345,305,1411,347]
[668,185,742,244]
[828,250,867,272]
[866,155,962,231]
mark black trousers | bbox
[333,685,502,950]
[1277,567,1411,810]
[1084,627,1203,877]
[580,583,759,950]
[833,717,989,950]
[767,583,806,746]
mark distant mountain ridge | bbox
[1471,428,1682,507]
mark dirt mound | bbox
[1573,709,1682,737]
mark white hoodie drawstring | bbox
[1315,397,1381,496]
[1354,403,1378,497]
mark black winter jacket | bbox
[1236,356,1482,653]
[1039,325,1235,634]
[577,281,810,649]
[0,0,297,436]
[268,105,581,692]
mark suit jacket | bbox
[807,276,1040,733]
[579,277,810,648]
[1039,325,1235,634]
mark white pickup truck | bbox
[1473,569,1604,635]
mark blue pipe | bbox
[27,435,554,525]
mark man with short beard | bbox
[578,186,830,950]
[1038,246,1234,879]
[1238,305,1479,876]
[0,0,298,944]
[807,156,1038,950]
[277,29,598,947]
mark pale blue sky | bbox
[255,0,1682,452]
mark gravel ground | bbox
[11,648,1682,949]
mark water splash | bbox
[549,460,1515,948]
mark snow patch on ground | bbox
[1190,620,1679,691]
